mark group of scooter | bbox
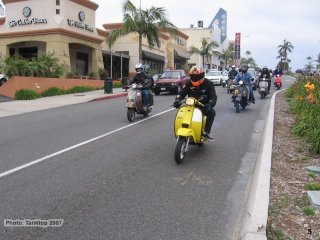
[124,66,282,164]
[227,72,282,113]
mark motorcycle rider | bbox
[273,65,284,76]
[173,66,217,141]
[228,65,238,79]
[130,63,150,110]
[228,65,238,87]
[234,64,255,104]
[258,66,272,93]
[143,64,154,108]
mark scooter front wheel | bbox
[127,108,135,122]
[175,137,187,164]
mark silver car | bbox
[205,71,223,85]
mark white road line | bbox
[0,108,175,179]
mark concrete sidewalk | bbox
[0,88,128,118]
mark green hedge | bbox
[15,89,41,100]
[15,86,99,100]
[285,75,320,153]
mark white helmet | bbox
[135,63,144,73]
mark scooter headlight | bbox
[186,98,195,106]
[239,80,244,85]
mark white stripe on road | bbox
[0,108,175,179]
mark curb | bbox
[239,89,285,240]
[90,92,128,101]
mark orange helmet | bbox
[189,66,205,86]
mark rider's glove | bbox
[173,99,181,108]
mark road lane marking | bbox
[0,108,175,179]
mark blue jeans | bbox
[248,85,255,101]
[142,89,149,106]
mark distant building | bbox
[180,8,229,70]
[0,4,4,16]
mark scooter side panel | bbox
[192,108,203,142]
[174,106,190,137]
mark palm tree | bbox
[245,50,251,58]
[108,0,177,62]
[221,48,234,69]
[189,38,219,68]
[277,39,294,71]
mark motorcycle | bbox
[126,83,153,122]
[174,97,208,164]
[258,75,270,99]
[274,74,282,90]
[232,80,250,113]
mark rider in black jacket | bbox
[173,66,217,141]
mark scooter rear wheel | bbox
[235,102,240,113]
[175,137,186,164]
[127,109,135,122]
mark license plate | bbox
[161,88,166,90]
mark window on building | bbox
[18,47,38,60]
[9,48,15,56]
[56,0,60,6]
[56,9,60,14]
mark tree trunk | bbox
[139,34,142,63]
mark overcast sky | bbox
[94,0,320,70]
[1,0,319,70]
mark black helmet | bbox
[262,66,269,74]
[144,64,151,74]
[135,63,144,73]
[240,64,248,73]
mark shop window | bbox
[18,47,38,60]
[56,0,60,6]
[9,48,15,56]
[56,9,60,14]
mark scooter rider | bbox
[273,65,283,76]
[143,64,154,108]
[228,65,238,80]
[234,64,255,104]
[130,63,150,109]
[258,66,271,92]
[173,66,217,141]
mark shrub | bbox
[42,87,66,97]
[286,75,320,153]
[66,86,96,94]
[15,89,41,100]
[3,53,65,78]
[304,182,320,191]
[112,80,122,88]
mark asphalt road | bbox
[0,77,293,240]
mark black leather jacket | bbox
[176,79,217,107]
[130,72,153,89]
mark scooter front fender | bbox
[176,128,196,143]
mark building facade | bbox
[0,0,107,77]
[0,0,189,79]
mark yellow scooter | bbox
[174,97,207,164]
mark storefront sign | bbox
[67,19,93,32]
[9,18,47,27]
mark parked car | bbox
[205,70,223,85]
[0,74,8,87]
[153,70,188,95]
[152,73,162,82]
